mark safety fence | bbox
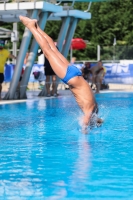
[100,45,133,61]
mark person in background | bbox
[33,71,46,89]
[24,52,29,65]
[0,40,16,100]
[95,64,106,93]
[82,62,91,81]
[89,60,106,93]
[38,49,58,97]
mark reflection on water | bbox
[51,134,92,199]
[69,135,91,191]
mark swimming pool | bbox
[0,92,133,199]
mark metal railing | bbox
[0,0,57,3]
[0,0,92,13]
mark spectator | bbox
[24,52,29,65]
[82,62,91,81]
[38,49,58,97]
[33,71,46,89]
[0,40,16,100]
[96,65,106,92]
[90,60,106,93]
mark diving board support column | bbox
[55,17,71,96]
[53,9,91,58]
[56,17,71,52]
[38,16,71,97]
[55,17,78,94]
[62,17,78,58]
[4,9,39,100]
[20,12,49,99]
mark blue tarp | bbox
[4,62,133,84]
[4,63,44,83]
[4,63,15,82]
[103,63,133,84]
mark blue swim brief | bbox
[62,65,82,84]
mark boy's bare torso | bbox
[68,76,95,116]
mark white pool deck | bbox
[0,83,133,105]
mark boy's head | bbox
[98,60,103,67]
[89,103,103,128]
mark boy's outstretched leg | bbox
[19,16,69,65]
[36,25,69,65]
[19,16,68,79]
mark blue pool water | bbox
[0,92,133,200]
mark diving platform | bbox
[0,1,62,22]
[0,0,107,100]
